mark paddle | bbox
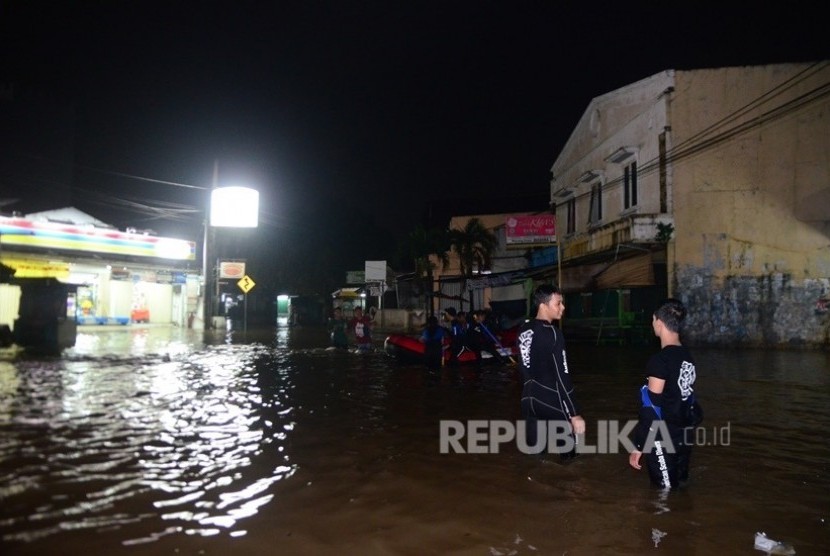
[479,322,517,365]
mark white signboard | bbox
[365,260,386,282]
[367,284,388,297]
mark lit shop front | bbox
[0,211,200,328]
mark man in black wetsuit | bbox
[629,298,700,489]
[518,284,585,460]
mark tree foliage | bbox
[447,217,497,310]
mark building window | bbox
[566,198,575,234]
[589,182,603,225]
[624,161,638,209]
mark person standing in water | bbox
[442,307,465,365]
[518,284,585,460]
[348,306,373,352]
[629,298,701,489]
[420,315,447,371]
[467,310,508,367]
[327,307,349,349]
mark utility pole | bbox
[202,161,219,330]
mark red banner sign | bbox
[505,215,556,245]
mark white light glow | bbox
[210,187,259,228]
[155,238,195,260]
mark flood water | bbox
[1,323,828,555]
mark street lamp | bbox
[202,185,259,330]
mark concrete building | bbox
[550,62,830,347]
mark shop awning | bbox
[331,287,362,298]
[593,252,655,289]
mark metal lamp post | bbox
[202,180,259,331]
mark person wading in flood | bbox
[442,307,466,365]
[629,298,702,489]
[420,315,448,371]
[327,307,349,349]
[467,310,510,367]
[348,306,373,352]
[518,284,585,461]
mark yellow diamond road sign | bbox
[237,275,255,293]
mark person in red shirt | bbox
[348,306,373,352]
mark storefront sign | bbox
[0,216,196,260]
[0,257,69,278]
[219,261,245,279]
[505,215,556,246]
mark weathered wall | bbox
[669,63,830,347]
[678,271,829,347]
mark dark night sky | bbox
[1,2,827,290]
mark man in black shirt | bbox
[518,284,585,460]
[629,298,699,489]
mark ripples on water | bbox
[0,342,297,545]
[0,326,828,554]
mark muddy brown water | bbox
[1,324,828,555]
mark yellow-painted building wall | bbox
[549,62,829,346]
[668,63,830,345]
[671,64,829,277]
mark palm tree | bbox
[447,218,497,312]
[403,225,450,316]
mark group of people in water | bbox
[327,287,701,490]
[327,304,510,367]
[420,307,511,370]
[327,306,374,352]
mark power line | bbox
[559,63,830,209]
[75,164,207,190]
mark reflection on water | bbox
[0,324,828,554]
[1,340,297,546]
